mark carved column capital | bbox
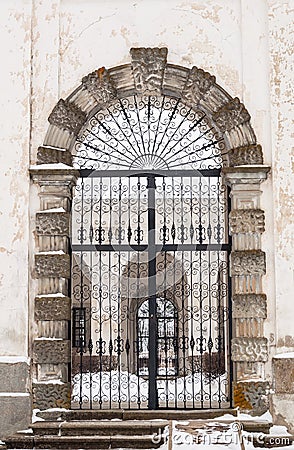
[130,47,168,93]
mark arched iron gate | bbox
[70,95,232,409]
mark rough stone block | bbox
[232,294,267,319]
[0,362,30,392]
[230,250,266,276]
[230,209,265,234]
[36,212,70,236]
[232,337,268,362]
[0,395,31,439]
[35,296,71,321]
[234,380,269,415]
[273,355,294,394]
[37,146,72,165]
[35,253,70,278]
[33,382,71,410]
[33,340,71,364]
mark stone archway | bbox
[31,47,270,413]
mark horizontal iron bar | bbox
[79,169,222,178]
[71,243,230,252]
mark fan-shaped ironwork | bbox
[73,95,226,171]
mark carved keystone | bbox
[130,47,168,93]
[35,296,71,321]
[82,67,117,106]
[33,382,71,409]
[213,98,250,132]
[228,144,263,166]
[232,294,267,319]
[230,209,265,234]
[232,337,268,362]
[230,250,266,276]
[36,212,70,236]
[35,253,70,278]
[48,99,86,134]
[37,146,72,166]
[33,340,71,364]
[182,66,215,106]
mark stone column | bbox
[223,165,270,415]
[30,166,79,409]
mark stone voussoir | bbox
[37,146,73,166]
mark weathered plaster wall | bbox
[269,0,294,352]
[0,0,32,438]
[0,1,31,358]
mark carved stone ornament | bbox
[233,294,267,319]
[213,98,251,132]
[82,67,117,105]
[35,296,71,321]
[230,250,266,276]
[33,340,71,364]
[36,212,70,236]
[230,209,265,234]
[130,47,168,93]
[231,337,268,362]
[182,66,216,106]
[228,144,263,166]
[33,382,71,409]
[35,253,70,278]
[37,146,72,165]
[48,99,86,134]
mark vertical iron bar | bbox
[190,177,195,408]
[147,174,158,409]
[136,177,142,409]
[98,177,103,409]
[89,177,94,409]
[78,177,85,409]
[180,177,187,408]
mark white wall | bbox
[0,0,31,356]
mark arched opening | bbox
[70,92,231,409]
[32,48,269,414]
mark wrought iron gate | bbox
[71,169,231,410]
